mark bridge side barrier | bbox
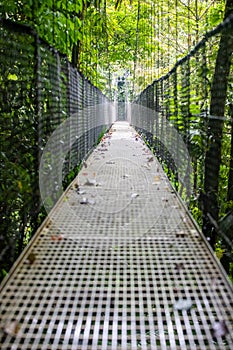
[132,14,233,277]
[0,18,115,281]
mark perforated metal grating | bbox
[0,122,232,349]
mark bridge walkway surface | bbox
[0,121,232,349]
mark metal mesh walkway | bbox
[0,121,232,349]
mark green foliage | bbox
[0,0,225,95]
[62,162,82,189]
[215,240,225,260]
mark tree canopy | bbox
[0,0,225,96]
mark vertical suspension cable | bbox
[80,2,85,74]
[160,0,163,73]
[167,0,170,69]
[96,0,101,88]
[89,3,92,81]
[150,0,154,84]
[187,0,191,51]
[142,1,145,87]
[156,1,160,78]
[104,0,111,96]
[133,0,140,93]
[53,0,55,46]
[195,0,199,44]
[66,0,68,55]
[147,1,152,86]
[200,0,209,187]
[146,2,150,87]
[175,0,178,61]
[84,5,88,77]
[143,1,147,88]
[73,0,77,67]
[205,0,209,32]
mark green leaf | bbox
[7,73,18,81]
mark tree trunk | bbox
[71,0,93,68]
[203,0,233,247]
[72,41,81,68]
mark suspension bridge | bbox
[0,12,233,350]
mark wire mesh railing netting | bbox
[132,15,233,278]
[0,19,114,281]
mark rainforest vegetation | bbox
[0,0,226,95]
[0,0,233,282]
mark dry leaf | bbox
[80,197,88,204]
[84,178,97,186]
[80,197,95,205]
[51,234,63,241]
[78,189,86,195]
[153,175,161,183]
[4,320,20,337]
[143,163,151,170]
[175,262,184,271]
[26,252,36,265]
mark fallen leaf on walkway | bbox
[80,197,88,204]
[84,178,97,186]
[175,262,184,271]
[154,175,161,182]
[143,163,151,170]
[211,320,229,338]
[4,320,20,337]
[80,197,95,205]
[78,189,86,195]
[174,298,193,311]
[26,252,36,265]
[51,234,63,241]
[147,156,154,162]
